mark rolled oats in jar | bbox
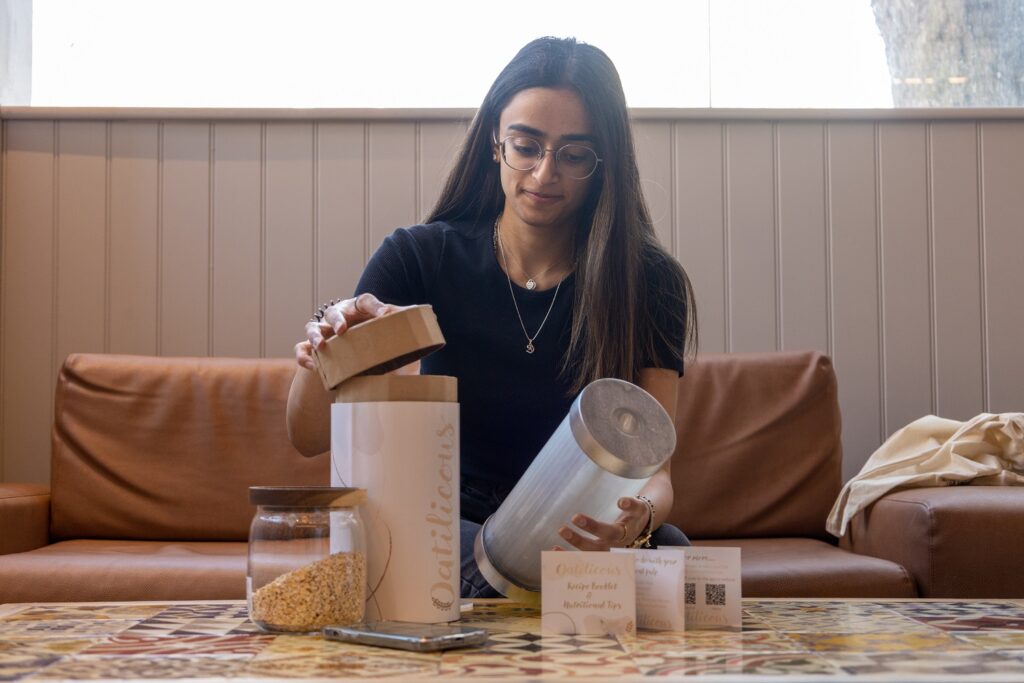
[247,486,366,633]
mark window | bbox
[8,0,1022,108]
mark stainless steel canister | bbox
[473,378,677,601]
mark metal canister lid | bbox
[568,378,677,478]
[312,305,446,391]
[249,486,366,508]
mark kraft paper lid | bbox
[333,374,457,403]
[312,305,445,391]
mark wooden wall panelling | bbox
[319,123,372,305]
[1,121,56,482]
[3,112,1024,487]
[827,122,883,479]
[725,122,778,353]
[0,120,3,479]
[367,123,417,256]
[416,120,469,223]
[160,122,211,356]
[929,122,985,420]
[878,122,934,433]
[316,122,367,303]
[55,122,108,372]
[979,121,1024,413]
[0,120,3,480]
[264,122,315,359]
[109,122,159,355]
[776,122,829,353]
[211,122,262,358]
[633,120,675,251]
[674,122,726,354]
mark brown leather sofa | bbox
[842,487,1024,598]
[0,350,1009,604]
[668,351,914,598]
[0,355,327,603]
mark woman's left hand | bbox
[556,496,650,551]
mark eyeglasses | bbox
[496,136,602,180]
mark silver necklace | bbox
[500,244,558,291]
[494,219,563,354]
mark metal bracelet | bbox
[629,495,656,549]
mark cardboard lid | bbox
[333,374,457,403]
[312,305,445,391]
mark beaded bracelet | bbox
[629,494,656,549]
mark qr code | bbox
[684,582,696,605]
[705,583,727,606]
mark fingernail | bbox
[572,515,586,527]
[376,304,387,315]
[619,499,628,509]
[559,527,572,540]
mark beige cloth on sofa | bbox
[827,412,1024,537]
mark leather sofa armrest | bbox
[0,484,50,555]
[842,486,1024,598]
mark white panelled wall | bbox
[2,112,1023,484]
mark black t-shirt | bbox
[354,219,684,501]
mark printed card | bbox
[683,546,742,630]
[606,548,688,634]
[540,551,636,637]
[613,548,687,631]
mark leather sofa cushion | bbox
[51,354,329,542]
[0,540,247,603]
[696,538,917,598]
[671,352,842,540]
[844,487,1024,598]
[0,484,49,554]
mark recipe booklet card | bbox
[683,546,742,630]
[540,551,636,637]
[612,548,687,631]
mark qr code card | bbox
[612,548,687,631]
[682,547,742,630]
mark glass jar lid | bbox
[249,486,366,508]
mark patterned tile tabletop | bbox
[1,599,1024,681]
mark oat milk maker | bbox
[314,305,459,624]
[474,378,677,601]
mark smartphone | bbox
[323,621,489,652]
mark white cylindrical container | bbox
[474,378,676,600]
[331,374,460,623]
[315,306,459,623]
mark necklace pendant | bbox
[526,279,537,290]
[526,342,535,354]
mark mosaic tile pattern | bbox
[440,631,641,679]
[1,599,1024,680]
[633,651,841,677]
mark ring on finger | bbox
[617,522,628,544]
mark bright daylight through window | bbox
[4,0,1023,108]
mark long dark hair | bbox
[427,37,697,392]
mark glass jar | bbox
[247,486,366,633]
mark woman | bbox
[287,37,697,598]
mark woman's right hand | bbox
[294,293,402,371]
